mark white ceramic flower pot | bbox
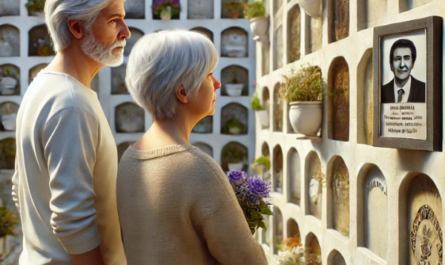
[160,7,171,21]
[255,110,269,128]
[228,162,243,171]
[225,84,243,96]
[1,113,16,131]
[249,17,269,45]
[299,0,322,18]
[289,101,322,136]
[228,126,242,134]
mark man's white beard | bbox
[81,31,126,67]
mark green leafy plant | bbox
[253,155,270,169]
[222,144,245,163]
[224,0,245,16]
[0,207,19,238]
[25,0,46,15]
[251,93,263,110]
[244,0,266,19]
[152,0,181,17]
[279,65,325,102]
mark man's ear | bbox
[176,85,189,104]
[67,19,83,40]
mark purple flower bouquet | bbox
[226,170,273,234]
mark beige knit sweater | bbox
[117,144,267,265]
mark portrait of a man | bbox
[381,39,426,103]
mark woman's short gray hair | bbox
[126,30,219,120]
[45,0,112,51]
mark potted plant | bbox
[222,145,245,171]
[223,117,244,135]
[0,206,19,257]
[152,0,180,21]
[25,0,45,16]
[298,0,322,18]
[251,93,269,128]
[224,0,245,19]
[279,65,324,136]
[225,71,244,96]
[244,0,268,45]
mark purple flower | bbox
[235,182,250,200]
[247,175,271,198]
[227,170,247,184]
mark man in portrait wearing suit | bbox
[381,39,425,103]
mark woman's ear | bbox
[176,85,189,103]
[67,19,83,40]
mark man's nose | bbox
[118,19,131,40]
[400,58,406,67]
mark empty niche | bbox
[152,0,180,20]
[117,141,135,162]
[124,0,145,19]
[305,233,322,264]
[111,64,128,94]
[262,215,271,245]
[192,116,213,133]
[273,26,283,70]
[287,5,301,63]
[0,25,20,57]
[115,102,145,133]
[328,0,349,43]
[273,84,283,132]
[0,102,18,132]
[328,249,347,265]
[328,57,349,141]
[0,64,20,95]
[221,27,248,58]
[29,25,55,56]
[328,156,350,236]
[220,141,248,172]
[188,0,213,19]
[0,0,20,16]
[357,49,373,145]
[262,87,270,129]
[125,28,144,56]
[287,218,301,241]
[29,64,48,84]
[402,0,434,12]
[400,174,442,265]
[221,0,243,18]
[193,142,213,157]
[357,165,387,260]
[262,44,270,76]
[305,14,322,54]
[357,0,386,31]
[220,103,248,135]
[272,145,283,193]
[0,138,15,169]
[273,206,283,254]
[191,27,214,42]
[221,65,248,96]
[306,151,323,219]
[288,148,301,205]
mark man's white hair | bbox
[44,0,114,52]
[125,30,219,120]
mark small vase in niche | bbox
[225,71,243,96]
[0,77,17,95]
[160,6,172,21]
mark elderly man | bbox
[12,0,130,264]
[381,38,426,103]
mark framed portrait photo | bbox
[373,16,443,151]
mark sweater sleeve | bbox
[11,157,19,212]
[42,108,101,255]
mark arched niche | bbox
[124,0,145,19]
[272,145,283,193]
[399,174,442,264]
[220,141,248,172]
[305,151,323,219]
[221,27,248,58]
[221,0,243,18]
[262,87,270,129]
[0,64,20,95]
[328,57,349,141]
[0,1,20,16]
[190,27,214,42]
[152,0,180,20]
[328,249,347,265]
[220,65,248,96]
[262,44,270,76]
[400,0,434,12]
[287,218,301,239]
[357,49,373,145]
[0,138,15,169]
[288,148,301,205]
[305,233,322,263]
[305,14,322,54]
[273,26,283,70]
[115,102,145,133]
[328,0,349,43]
[220,103,248,135]
[0,102,18,132]
[0,25,20,57]
[253,142,271,180]
[357,164,388,260]
[117,141,134,162]
[328,156,349,236]
[25,0,44,16]
[273,206,283,254]
[124,28,144,56]
[192,116,213,133]
[262,215,271,246]
[262,142,270,157]
[357,0,386,31]
[29,63,48,84]
[111,64,128,94]
[28,25,55,56]
[188,0,213,19]
[273,84,283,132]
[193,142,213,157]
[287,4,301,63]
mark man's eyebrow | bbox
[107,13,125,19]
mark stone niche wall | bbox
[273,84,283,132]
[193,142,213,157]
[191,27,214,42]
[357,49,373,145]
[328,0,349,43]
[272,145,283,193]
[125,28,144,56]
[287,148,301,205]
[357,0,387,31]
[306,15,322,54]
[306,151,323,219]
[287,5,301,63]
[273,206,283,254]
[328,57,349,141]
[328,156,350,236]
[0,25,20,57]
[0,64,20,96]
[262,87,270,129]
[124,0,145,19]
[328,250,347,265]
[273,26,283,70]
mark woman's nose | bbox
[213,76,221,90]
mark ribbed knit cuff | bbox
[59,228,101,255]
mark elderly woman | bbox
[117,30,267,264]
